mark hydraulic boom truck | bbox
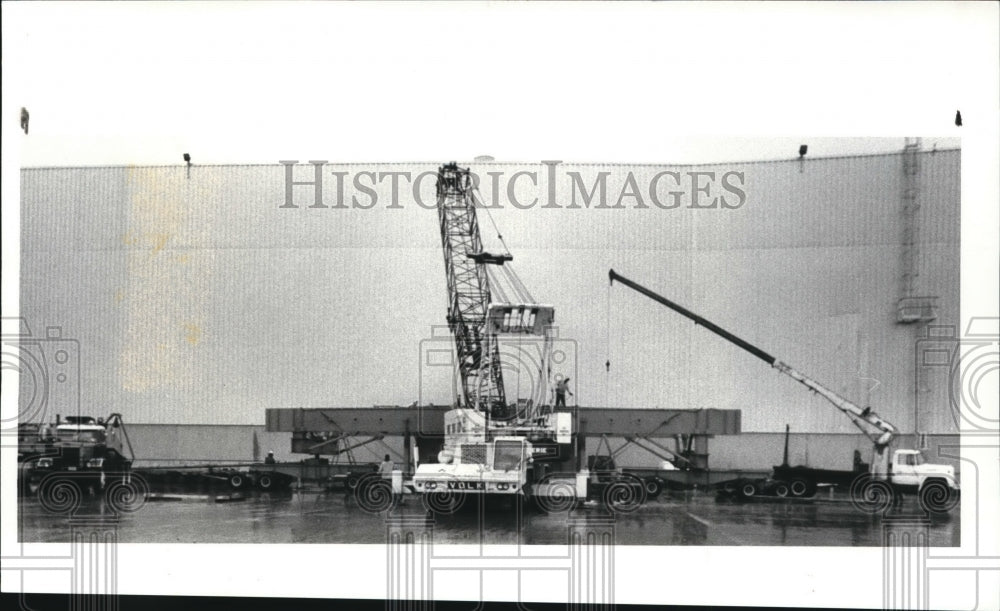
[609,269,959,513]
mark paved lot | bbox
[17,489,959,546]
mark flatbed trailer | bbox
[129,460,378,493]
[621,467,772,493]
[249,460,378,491]
[768,464,863,498]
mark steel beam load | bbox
[265,407,740,437]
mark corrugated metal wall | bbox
[19,149,960,432]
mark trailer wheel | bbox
[789,479,810,497]
[643,477,663,500]
[346,474,361,490]
[257,474,274,490]
[229,474,245,489]
[772,482,790,498]
[534,476,577,514]
[740,482,758,498]
[603,478,646,513]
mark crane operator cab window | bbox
[493,440,525,472]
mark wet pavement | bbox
[17,489,959,546]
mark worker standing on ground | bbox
[265,451,276,464]
[555,377,573,409]
[379,454,394,478]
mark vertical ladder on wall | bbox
[896,138,938,324]
[901,138,921,299]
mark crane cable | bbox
[605,276,612,407]
[502,264,535,303]
[471,182,526,416]
[473,184,540,308]
[472,186,512,257]
[486,266,511,303]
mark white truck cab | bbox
[888,449,959,492]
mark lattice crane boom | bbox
[436,163,510,418]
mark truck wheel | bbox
[740,482,758,498]
[422,490,465,515]
[918,478,959,513]
[37,475,84,514]
[772,482,790,498]
[257,474,274,490]
[104,476,149,513]
[18,463,33,496]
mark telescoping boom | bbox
[608,269,897,452]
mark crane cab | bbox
[413,431,530,495]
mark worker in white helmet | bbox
[555,377,573,409]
